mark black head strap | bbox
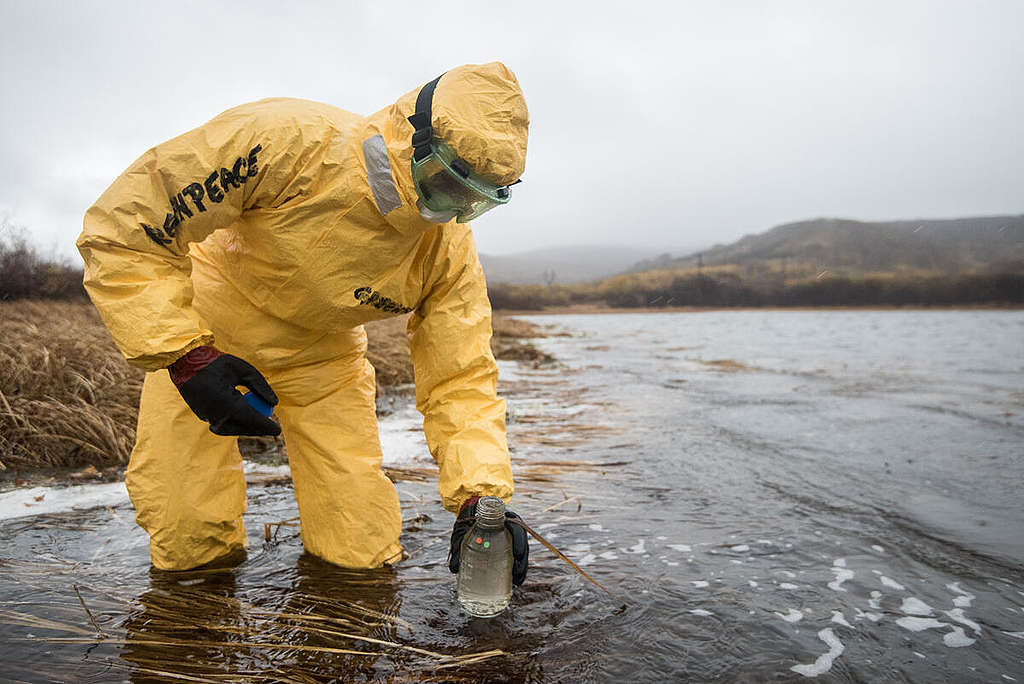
[407,73,444,162]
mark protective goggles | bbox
[407,73,515,223]
[410,139,510,222]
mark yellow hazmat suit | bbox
[77,62,529,571]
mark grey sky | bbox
[1,0,1021,260]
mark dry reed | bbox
[0,300,143,470]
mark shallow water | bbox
[2,310,1023,682]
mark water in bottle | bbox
[457,496,513,617]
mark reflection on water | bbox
[119,557,408,682]
[2,310,1024,682]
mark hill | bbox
[487,215,1024,310]
[629,216,1024,276]
[480,245,661,285]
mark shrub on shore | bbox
[0,223,85,300]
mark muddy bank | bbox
[0,300,549,476]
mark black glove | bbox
[168,346,281,437]
[448,497,529,586]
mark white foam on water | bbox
[828,559,854,592]
[692,580,709,588]
[779,583,800,590]
[1002,675,1017,682]
[895,617,946,632]
[749,581,759,588]
[577,553,597,566]
[0,481,128,520]
[656,536,667,540]
[690,609,713,617]
[730,559,744,565]
[945,608,981,634]
[625,539,646,554]
[599,551,618,560]
[831,611,853,628]
[538,523,559,530]
[880,576,906,590]
[778,570,797,578]
[568,544,591,553]
[667,544,692,552]
[757,539,773,545]
[868,591,882,610]
[1001,631,1024,639]
[790,628,844,678]
[946,582,976,608]
[665,561,679,566]
[900,597,934,616]
[588,523,604,532]
[776,609,803,623]
[871,545,885,553]
[943,627,976,648]
[914,652,926,659]
[731,544,750,552]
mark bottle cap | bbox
[475,496,506,528]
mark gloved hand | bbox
[448,496,529,586]
[167,346,281,437]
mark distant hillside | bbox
[629,216,1024,276]
[487,215,1024,310]
[480,245,660,285]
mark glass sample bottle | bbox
[457,496,513,617]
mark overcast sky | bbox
[2,0,1021,260]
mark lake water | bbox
[2,310,1023,682]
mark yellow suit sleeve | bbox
[408,226,514,513]
[77,101,306,370]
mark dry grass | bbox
[364,316,415,389]
[1,301,545,472]
[0,300,143,470]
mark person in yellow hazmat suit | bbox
[77,62,529,584]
